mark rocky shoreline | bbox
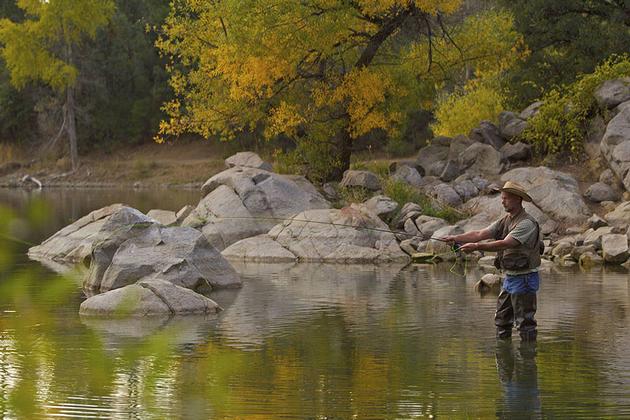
[25,78,630,317]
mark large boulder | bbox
[184,167,329,250]
[469,121,506,150]
[340,170,382,191]
[85,224,241,294]
[600,101,630,191]
[594,78,630,109]
[222,205,409,264]
[225,151,272,171]
[604,201,630,227]
[459,143,503,175]
[80,279,222,316]
[501,167,591,225]
[28,204,143,264]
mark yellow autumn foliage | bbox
[156,1,526,179]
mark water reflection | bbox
[495,340,541,419]
[1,193,630,418]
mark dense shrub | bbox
[522,54,630,156]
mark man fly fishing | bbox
[441,181,543,342]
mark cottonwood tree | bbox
[0,0,114,171]
[157,0,526,181]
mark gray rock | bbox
[225,151,272,171]
[430,183,462,207]
[552,242,573,259]
[416,143,449,176]
[459,143,503,175]
[147,209,178,226]
[322,182,339,200]
[364,195,399,218]
[80,279,222,316]
[415,216,448,239]
[221,234,297,262]
[340,170,382,191]
[186,167,329,250]
[469,121,506,150]
[399,239,417,255]
[599,169,619,186]
[389,160,424,176]
[439,160,460,182]
[403,218,420,236]
[601,233,629,263]
[584,182,620,203]
[594,78,630,109]
[426,225,464,257]
[587,214,608,229]
[175,205,194,224]
[501,167,591,225]
[600,103,630,191]
[86,224,241,294]
[498,111,528,139]
[225,206,409,264]
[570,245,597,261]
[447,135,475,160]
[392,202,423,229]
[452,179,479,202]
[604,201,630,227]
[392,165,423,186]
[519,101,543,120]
[583,226,615,249]
[426,160,447,177]
[474,273,503,294]
[579,251,604,268]
[501,142,532,162]
[28,204,143,264]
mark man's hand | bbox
[458,242,478,253]
[440,235,457,243]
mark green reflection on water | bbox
[0,200,628,418]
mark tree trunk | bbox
[66,84,78,172]
[326,129,352,181]
[65,42,78,172]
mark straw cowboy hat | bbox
[500,181,533,202]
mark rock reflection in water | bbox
[80,314,220,348]
[215,262,407,348]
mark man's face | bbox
[501,191,522,213]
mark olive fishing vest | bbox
[493,209,542,271]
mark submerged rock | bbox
[80,279,222,316]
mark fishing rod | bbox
[206,215,453,243]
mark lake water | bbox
[1,188,629,419]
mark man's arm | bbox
[458,235,520,253]
[441,228,494,244]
